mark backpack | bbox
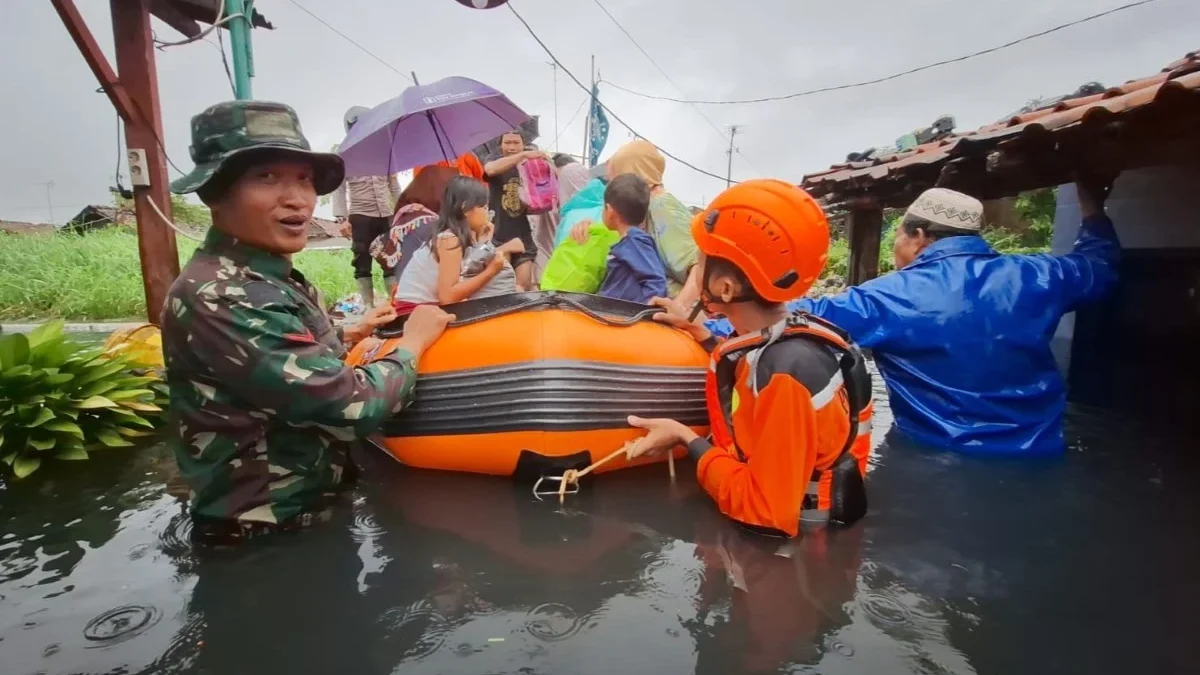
[517,158,559,215]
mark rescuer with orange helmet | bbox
[626,179,874,538]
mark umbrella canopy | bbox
[339,76,532,177]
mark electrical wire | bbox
[550,96,590,149]
[283,0,415,83]
[587,0,762,176]
[213,31,237,98]
[506,3,734,184]
[153,2,243,49]
[600,0,1161,105]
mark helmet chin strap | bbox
[698,261,758,319]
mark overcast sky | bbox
[2,0,1197,224]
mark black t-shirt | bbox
[487,167,531,246]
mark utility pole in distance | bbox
[725,125,740,188]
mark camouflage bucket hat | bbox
[171,100,345,196]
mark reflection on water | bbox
[2,364,1199,674]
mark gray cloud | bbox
[2,0,1196,223]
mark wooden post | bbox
[846,199,883,286]
[111,0,179,325]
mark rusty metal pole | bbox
[111,0,179,325]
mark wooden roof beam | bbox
[51,0,138,123]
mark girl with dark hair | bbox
[369,165,457,285]
[394,176,523,306]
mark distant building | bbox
[0,219,55,235]
[64,205,134,234]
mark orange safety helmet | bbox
[690,179,830,303]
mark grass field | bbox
[0,229,367,321]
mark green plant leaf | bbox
[0,333,30,370]
[120,401,163,413]
[29,407,56,428]
[28,435,56,451]
[107,389,156,401]
[45,420,84,439]
[44,373,75,385]
[75,359,129,387]
[13,455,41,478]
[1,451,15,466]
[3,364,34,379]
[55,446,89,460]
[95,429,134,447]
[78,395,119,409]
[111,410,155,428]
[27,320,65,349]
[115,427,154,438]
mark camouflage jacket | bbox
[161,227,416,525]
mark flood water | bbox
[3,364,1200,675]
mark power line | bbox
[587,0,762,176]
[551,96,590,149]
[506,3,734,184]
[601,0,1161,105]
[283,0,415,83]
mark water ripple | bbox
[859,593,911,627]
[83,605,162,646]
[350,512,384,544]
[379,601,449,661]
[524,602,586,642]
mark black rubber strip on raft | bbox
[376,291,665,336]
[381,360,709,437]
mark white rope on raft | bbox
[534,442,676,504]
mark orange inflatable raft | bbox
[345,292,711,480]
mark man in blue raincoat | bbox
[707,178,1120,456]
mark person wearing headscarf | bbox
[414,152,485,181]
[788,181,1120,456]
[570,139,702,305]
[369,165,459,290]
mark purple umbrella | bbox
[338,76,532,177]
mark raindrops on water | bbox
[859,593,912,627]
[824,634,856,658]
[83,605,162,646]
[524,602,585,642]
[380,601,450,661]
[350,512,384,543]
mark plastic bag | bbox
[539,222,620,293]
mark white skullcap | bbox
[904,188,983,232]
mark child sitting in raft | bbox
[394,175,523,310]
[594,173,668,304]
[621,180,875,538]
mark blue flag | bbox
[587,84,609,166]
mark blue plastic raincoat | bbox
[554,178,606,248]
[706,215,1121,456]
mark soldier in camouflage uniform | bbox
[162,100,454,544]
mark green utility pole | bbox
[225,0,254,99]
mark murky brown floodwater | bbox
[3,363,1200,675]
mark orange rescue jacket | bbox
[689,312,873,537]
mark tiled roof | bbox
[801,49,1200,201]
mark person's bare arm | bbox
[484,150,543,177]
[435,236,504,304]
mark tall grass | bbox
[0,229,363,321]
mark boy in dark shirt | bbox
[597,173,668,304]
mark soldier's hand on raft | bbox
[399,305,456,355]
[342,303,398,344]
[625,416,692,459]
[648,297,712,343]
[569,220,592,244]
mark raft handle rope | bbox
[534,442,676,504]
